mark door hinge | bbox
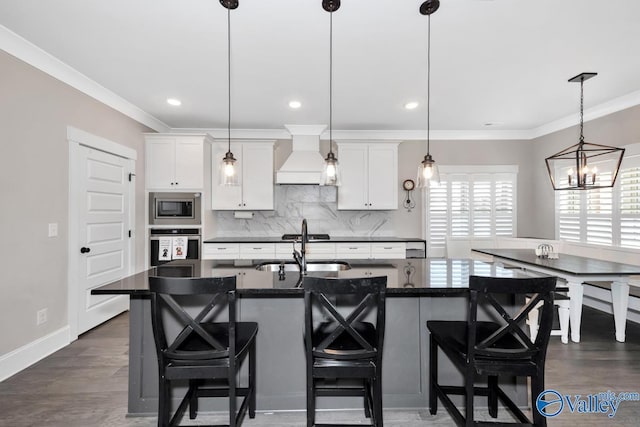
[128,172,136,182]
[128,230,132,238]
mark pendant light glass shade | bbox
[417,153,440,188]
[219,0,239,186]
[417,0,440,188]
[545,73,625,191]
[221,150,238,186]
[319,0,341,186]
[320,150,340,186]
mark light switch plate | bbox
[48,223,58,237]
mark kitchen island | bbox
[93,258,530,415]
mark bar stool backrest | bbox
[467,275,556,362]
[303,276,387,362]
[149,276,237,362]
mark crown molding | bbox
[174,128,293,139]
[529,88,640,140]
[172,128,532,141]
[1,25,170,133]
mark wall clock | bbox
[402,179,416,211]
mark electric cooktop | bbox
[281,234,330,241]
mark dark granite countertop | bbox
[203,236,426,244]
[92,258,546,297]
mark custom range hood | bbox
[276,125,327,184]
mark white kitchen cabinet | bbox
[202,243,240,260]
[335,242,407,259]
[370,242,406,259]
[276,243,295,259]
[239,243,276,259]
[145,135,204,190]
[211,140,275,210]
[335,243,371,259]
[339,266,399,287]
[305,243,336,260]
[336,142,399,210]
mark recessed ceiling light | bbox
[404,101,419,110]
[166,98,182,106]
[289,100,302,109]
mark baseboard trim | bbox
[0,326,71,382]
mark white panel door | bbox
[77,146,130,334]
[368,144,397,209]
[337,144,368,210]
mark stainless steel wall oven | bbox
[149,228,201,267]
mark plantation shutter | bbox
[585,171,613,245]
[472,176,492,237]
[619,158,640,248]
[425,167,517,257]
[555,149,640,249]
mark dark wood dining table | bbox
[472,248,640,343]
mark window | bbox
[425,166,518,257]
[426,259,515,287]
[556,149,640,249]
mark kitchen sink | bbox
[255,261,351,272]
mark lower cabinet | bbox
[305,243,336,260]
[203,241,409,260]
[339,266,399,287]
[210,266,273,289]
[202,243,240,260]
[370,243,406,259]
[335,243,370,259]
[239,243,275,259]
[335,242,407,260]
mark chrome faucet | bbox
[293,219,308,275]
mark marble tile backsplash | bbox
[213,185,393,237]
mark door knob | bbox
[80,247,91,254]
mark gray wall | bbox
[0,51,150,355]
[528,104,640,238]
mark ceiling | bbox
[2,0,640,136]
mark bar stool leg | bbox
[429,335,438,415]
[249,342,256,418]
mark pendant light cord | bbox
[227,7,232,153]
[579,76,584,143]
[329,11,334,155]
[426,13,431,155]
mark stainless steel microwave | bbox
[149,192,202,225]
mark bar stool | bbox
[303,276,387,427]
[428,275,557,427]
[149,276,257,427]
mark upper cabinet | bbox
[211,140,275,210]
[145,135,204,190]
[337,142,399,210]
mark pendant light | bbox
[545,73,625,191]
[417,0,440,188]
[319,0,340,186]
[220,0,239,186]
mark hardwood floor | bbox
[1,307,639,426]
